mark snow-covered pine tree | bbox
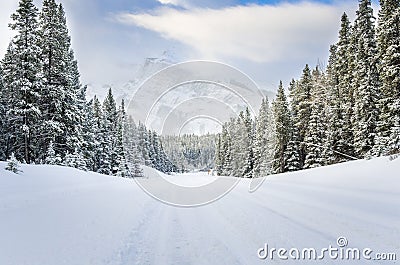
[129,142,144,178]
[87,97,98,171]
[292,65,313,167]
[352,0,380,157]
[147,131,173,173]
[124,116,138,160]
[159,141,175,173]
[78,92,97,171]
[147,130,156,168]
[102,88,118,174]
[91,95,110,174]
[288,78,299,125]
[229,114,247,177]
[64,48,84,155]
[220,124,230,174]
[5,0,43,163]
[285,79,302,172]
[137,121,151,166]
[325,45,345,164]
[253,97,275,177]
[304,67,327,169]
[50,4,85,157]
[214,134,223,175]
[74,149,87,171]
[162,133,215,172]
[37,0,68,160]
[242,107,255,178]
[337,13,355,158]
[374,0,400,156]
[153,131,174,173]
[5,153,22,174]
[284,126,301,172]
[272,81,291,173]
[63,151,75,168]
[44,140,61,165]
[0,44,19,161]
[63,148,86,170]
[325,13,355,163]
[150,131,160,170]
[114,99,130,177]
[222,136,233,176]
[124,116,146,177]
[223,120,234,176]
[0,63,7,161]
[163,135,177,168]
[252,116,261,177]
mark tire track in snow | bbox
[110,201,193,265]
[107,199,159,265]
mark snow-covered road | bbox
[0,157,399,265]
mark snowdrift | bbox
[0,157,399,264]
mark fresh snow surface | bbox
[0,157,399,265]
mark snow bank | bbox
[0,157,398,265]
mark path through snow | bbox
[0,157,399,264]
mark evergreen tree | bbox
[0,62,7,160]
[242,107,254,178]
[74,150,88,171]
[101,88,118,174]
[123,118,144,178]
[230,114,247,177]
[374,0,400,155]
[129,143,144,177]
[147,130,156,168]
[92,95,110,174]
[340,15,357,161]
[64,49,84,154]
[63,148,86,170]
[352,0,380,157]
[79,96,96,171]
[304,68,327,168]
[214,134,223,175]
[272,81,291,173]
[63,151,75,168]
[115,99,130,177]
[5,0,43,163]
[5,153,22,174]
[150,131,160,170]
[285,79,302,171]
[326,13,355,163]
[284,127,301,172]
[222,137,233,176]
[220,125,230,173]
[253,97,275,177]
[292,65,313,167]
[325,45,345,164]
[146,131,174,173]
[37,0,67,159]
[137,122,151,166]
[1,44,18,162]
[44,140,61,165]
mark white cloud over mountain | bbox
[116,2,355,63]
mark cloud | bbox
[157,0,187,7]
[116,2,354,63]
[0,1,18,56]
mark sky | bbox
[0,0,380,92]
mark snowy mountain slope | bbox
[85,57,276,135]
[0,157,399,265]
[85,56,173,102]
[86,56,276,104]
